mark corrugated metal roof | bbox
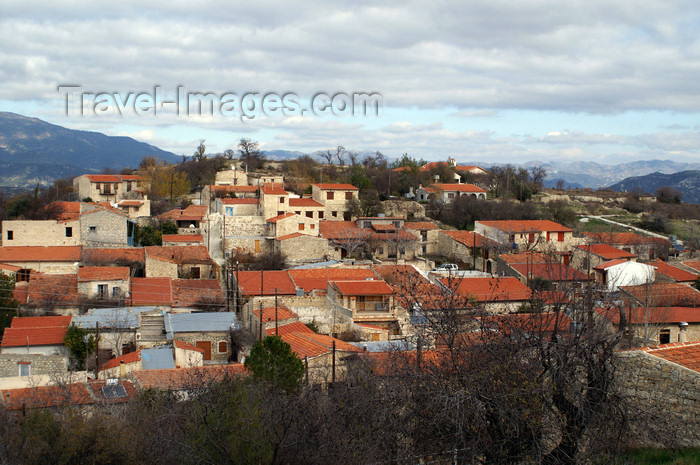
[141,346,175,370]
[165,312,239,338]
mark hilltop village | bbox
[1,149,699,462]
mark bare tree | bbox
[334,146,346,166]
[319,150,334,165]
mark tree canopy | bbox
[244,336,304,392]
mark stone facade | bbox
[311,185,358,221]
[215,167,248,186]
[268,214,319,238]
[275,235,329,264]
[80,209,132,247]
[0,353,69,378]
[617,350,700,447]
[174,333,231,364]
[145,256,179,279]
[78,279,129,300]
[2,220,81,247]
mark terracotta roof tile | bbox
[117,174,144,181]
[289,198,324,207]
[404,221,439,230]
[1,380,137,410]
[597,306,700,325]
[583,231,670,246]
[78,266,130,281]
[682,261,700,274]
[235,270,296,296]
[100,349,142,371]
[266,212,296,223]
[266,321,314,336]
[130,277,172,306]
[442,230,499,248]
[132,364,246,390]
[82,247,145,265]
[254,305,298,322]
[27,273,78,307]
[331,280,393,296]
[173,339,206,353]
[432,183,486,193]
[441,277,532,302]
[289,268,378,293]
[620,282,700,307]
[162,234,204,243]
[575,244,637,260]
[593,259,630,270]
[1,316,71,347]
[481,312,573,335]
[280,332,361,359]
[145,246,213,265]
[509,263,589,282]
[85,174,122,182]
[0,246,82,262]
[171,279,224,308]
[276,233,305,241]
[313,183,359,190]
[477,220,573,233]
[638,341,700,373]
[650,259,698,282]
[260,183,289,196]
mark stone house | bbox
[619,282,700,309]
[259,183,290,220]
[266,212,319,238]
[582,232,671,260]
[158,205,208,234]
[417,183,487,202]
[249,174,284,186]
[219,198,261,216]
[204,184,259,211]
[72,306,158,357]
[97,344,203,379]
[223,215,270,256]
[405,221,440,255]
[165,312,239,364]
[0,246,82,278]
[437,230,501,272]
[77,266,130,301]
[649,259,699,283]
[144,246,217,280]
[475,220,576,253]
[115,198,151,218]
[438,276,532,314]
[311,184,359,221]
[273,233,330,264]
[23,273,80,313]
[0,316,72,360]
[327,280,399,334]
[214,165,249,186]
[571,243,637,271]
[73,174,146,203]
[596,306,700,345]
[162,234,204,247]
[289,197,326,220]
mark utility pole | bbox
[258,301,263,341]
[94,322,100,379]
[331,339,336,384]
[275,288,279,336]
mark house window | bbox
[89,226,97,232]
[18,362,31,377]
[546,232,551,241]
[558,232,565,242]
[191,267,201,279]
[97,284,108,299]
[332,211,338,218]
[65,227,72,237]
[345,192,353,200]
[295,211,301,215]
[112,287,121,298]
[226,207,233,215]
[363,221,372,228]
[393,221,401,227]
[310,224,315,230]
[318,211,324,219]
[126,181,132,191]
[299,224,305,231]
[103,183,112,194]
[528,234,535,243]
[218,341,228,353]
[448,193,455,199]
[6,230,12,240]
[95,183,101,191]
[279,197,285,204]
[377,247,384,254]
[327,192,335,200]
[659,329,671,344]
[306,211,313,218]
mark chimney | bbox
[678,321,689,342]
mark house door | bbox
[255,240,261,253]
[196,341,212,360]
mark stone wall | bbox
[617,350,700,447]
[1,220,81,247]
[145,256,178,278]
[277,235,329,263]
[381,199,426,220]
[224,215,266,237]
[0,353,69,378]
[80,210,130,247]
[175,333,231,364]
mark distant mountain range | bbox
[0,112,178,188]
[607,170,700,204]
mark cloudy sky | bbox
[2,0,700,164]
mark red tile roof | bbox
[0,246,82,262]
[171,279,224,308]
[86,174,122,183]
[100,349,142,371]
[173,340,206,353]
[583,232,670,246]
[597,306,700,325]
[276,233,305,241]
[1,316,72,347]
[442,230,499,248]
[478,220,573,233]
[27,273,78,307]
[593,259,630,270]
[280,332,361,359]
[331,280,393,296]
[208,184,258,193]
[373,264,444,309]
[576,244,637,260]
[404,221,439,231]
[0,380,137,410]
[638,341,700,373]
[0,263,21,272]
[509,263,589,282]
[266,321,314,336]
[145,246,213,265]
[682,261,700,274]
[372,224,397,232]
[481,312,573,335]
[45,201,82,221]
[289,268,378,293]
[158,205,208,221]
[266,212,296,223]
[499,252,555,264]
[442,277,532,302]
[289,198,324,207]
[78,266,130,281]
[650,259,698,282]
[132,364,246,390]
[319,221,416,242]
[260,183,289,196]
[313,183,358,190]
[130,277,172,306]
[620,282,700,307]
[162,234,204,243]
[254,305,298,322]
[235,270,297,296]
[418,162,486,173]
[82,247,145,265]
[117,174,144,181]
[432,183,486,193]
[118,200,144,207]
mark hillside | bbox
[608,170,700,204]
[0,112,178,188]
